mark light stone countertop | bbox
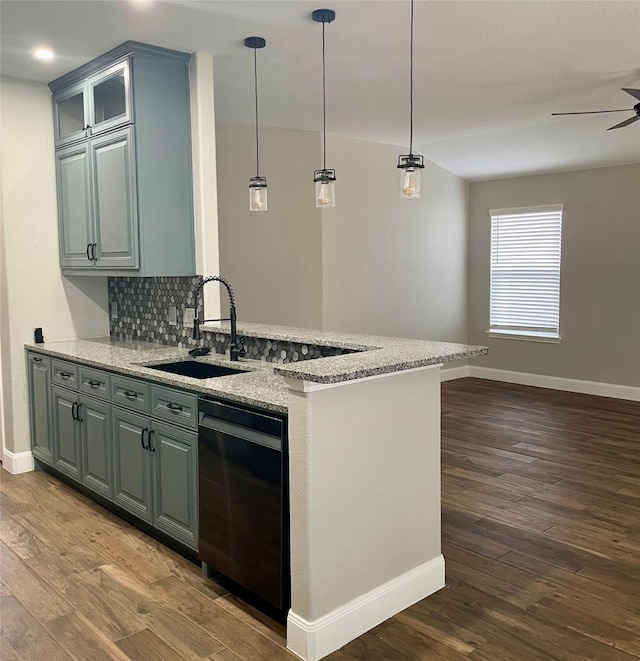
[25,325,488,412]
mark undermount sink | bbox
[145,360,250,379]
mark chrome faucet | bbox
[192,276,243,361]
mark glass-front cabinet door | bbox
[88,60,131,136]
[53,81,89,146]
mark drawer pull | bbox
[88,380,101,388]
[33,357,42,362]
[166,402,183,413]
[123,390,138,400]
[59,371,72,380]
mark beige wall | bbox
[0,77,109,457]
[322,135,469,342]
[216,126,323,328]
[468,164,640,386]
[217,127,470,346]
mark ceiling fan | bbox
[552,88,640,130]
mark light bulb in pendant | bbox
[314,169,336,208]
[249,176,267,212]
[401,168,420,198]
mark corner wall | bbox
[468,164,640,387]
[0,77,109,460]
[216,126,323,329]
[322,134,469,344]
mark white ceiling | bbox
[2,0,640,180]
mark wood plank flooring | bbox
[2,377,639,660]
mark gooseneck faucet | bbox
[192,276,243,361]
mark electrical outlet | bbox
[183,307,195,327]
[168,306,177,326]
[110,302,118,320]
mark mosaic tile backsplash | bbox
[108,277,358,364]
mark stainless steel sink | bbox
[145,361,250,379]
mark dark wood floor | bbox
[2,378,640,660]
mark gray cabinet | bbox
[112,407,153,523]
[27,350,198,551]
[49,41,195,277]
[52,385,81,482]
[82,397,112,499]
[27,353,53,466]
[152,421,198,548]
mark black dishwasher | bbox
[198,398,289,614]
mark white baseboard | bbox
[1,449,35,474]
[465,366,640,401]
[286,555,445,661]
[440,366,469,382]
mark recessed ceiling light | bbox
[34,47,54,60]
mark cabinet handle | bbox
[33,357,42,362]
[76,403,83,422]
[91,243,97,262]
[141,427,148,450]
[60,372,72,380]
[87,243,92,261]
[166,402,182,413]
[123,390,138,400]
[87,380,101,388]
[71,402,78,420]
[148,430,156,452]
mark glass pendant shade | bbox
[314,168,336,208]
[397,154,424,199]
[249,176,268,211]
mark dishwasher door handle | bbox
[199,415,282,452]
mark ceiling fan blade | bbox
[551,109,632,115]
[607,115,640,130]
[622,88,640,101]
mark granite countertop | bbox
[25,324,487,413]
[202,321,488,384]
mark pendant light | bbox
[397,0,424,199]
[245,36,268,211]
[312,9,336,208]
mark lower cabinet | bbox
[28,351,199,552]
[112,407,198,548]
[27,354,54,465]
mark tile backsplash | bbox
[108,277,358,364]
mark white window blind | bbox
[489,205,563,339]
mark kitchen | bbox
[1,1,640,660]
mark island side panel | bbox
[286,365,444,661]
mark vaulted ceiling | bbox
[2,0,639,180]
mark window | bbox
[488,205,563,342]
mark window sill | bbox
[486,330,561,344]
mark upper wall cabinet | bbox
[49,42,196,277]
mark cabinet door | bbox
[52,386,81,482]
[90,127,139,269]
[112,407,152,522]
[27,354,53,466]
[88,60,131,136]
[151,421,198,549]
[55,142,94,269]
[81,396,112,499]
[53,81,89,146]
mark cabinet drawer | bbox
[151,385,197,431]
[79,366,110,401]
[111,375,150,414]
[52,359,79,389]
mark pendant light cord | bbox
[253,46,260,177]
[409,0,414,155]
[322,19,327,171]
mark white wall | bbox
[468,164,640,387]
[0,77,109,458]
[322,134,469,343]
[216,126,323,329]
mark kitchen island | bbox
[26,323,487,661]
